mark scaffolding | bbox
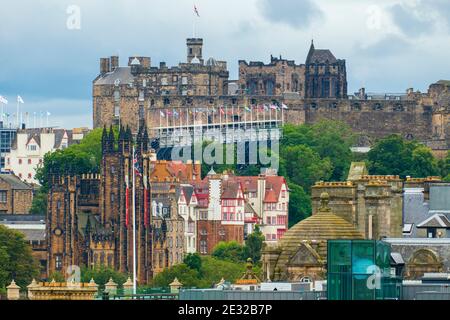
[151,105,285,148]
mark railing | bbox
[109,293,178,300]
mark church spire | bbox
[101,125,108,155]
[306,39,315,64]
[108,125,115,153]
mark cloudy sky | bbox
[0,0,449,129]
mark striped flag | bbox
[125,178,130,227]
[133,149,142,177]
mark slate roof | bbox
[94,67,134,85]
[0,173,33,190]
[11,128,73,150]
[417,214,450,228]
[308,49,337,64]
[17,229,46,242]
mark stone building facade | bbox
[92,38,449,155]
[311,163,403,239]
[93,38,229,129]
[0,173,33,214]
[261,192,364,282]
[46,124,190,284]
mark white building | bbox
[177,184,198,254]
[4,128,87,185]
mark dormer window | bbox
[28,145,37,151]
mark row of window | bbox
[167,236,183,249]
[222,212,243,221]
[265,215,287,226]
[264,202,287,211]
[7,158,42,165]
[18,173,34,179]
[265,229,286,241]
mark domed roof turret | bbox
[130,57,141,66]
[191,55,201,64]
[272,192,364,277]
[206,57,217,66]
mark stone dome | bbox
[272,192,364,277]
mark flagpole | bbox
[132,145,137,295]
[16,98,19,128]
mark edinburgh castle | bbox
[92,38,449,157]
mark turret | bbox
[107,125,115,153]
[187,38,204,64]
[101,126,109,155]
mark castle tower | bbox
[47,175,79,277]
[187,38,204,64]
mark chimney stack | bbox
[100,58,111,74]
[110,56,119,71]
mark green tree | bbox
[151,264,201,288]
[29,188,48,215]
[280,145,333,191]
[0,225,39,291]
[151,256,253,289]
[183,253,202,273]
[211,241,245,263]
[80,266,128,290]
[282,121,355,181]
[438,151,450,180]
[368,134,441,178]
[48,271,66,282]
[287,183,312,227]
[199,256,251,288]
[34,127,117,188]
[410,145,439,177]
[242,226,265,263]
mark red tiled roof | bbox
[221,181,244,199]
[265,176,286,201]
[264,189,278,203]
[167,161,189,180]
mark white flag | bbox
[17,95,24,104]
[160,111,165,118]
[0,96,8,104]
[281,103,288,109]
[46,111,51,116]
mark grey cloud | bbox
[257,0,322,29]
[388,0,450,37]
[355,35,411,58]
[390,3,434,37]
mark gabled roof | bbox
[417,214,450,228]
[265,176,286,201]
[26,135,40,147]
[264,189,278,203]
[0,173,33,190]
[306,41,337,64]
[94,67,134,85]
[221,181,244,199]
